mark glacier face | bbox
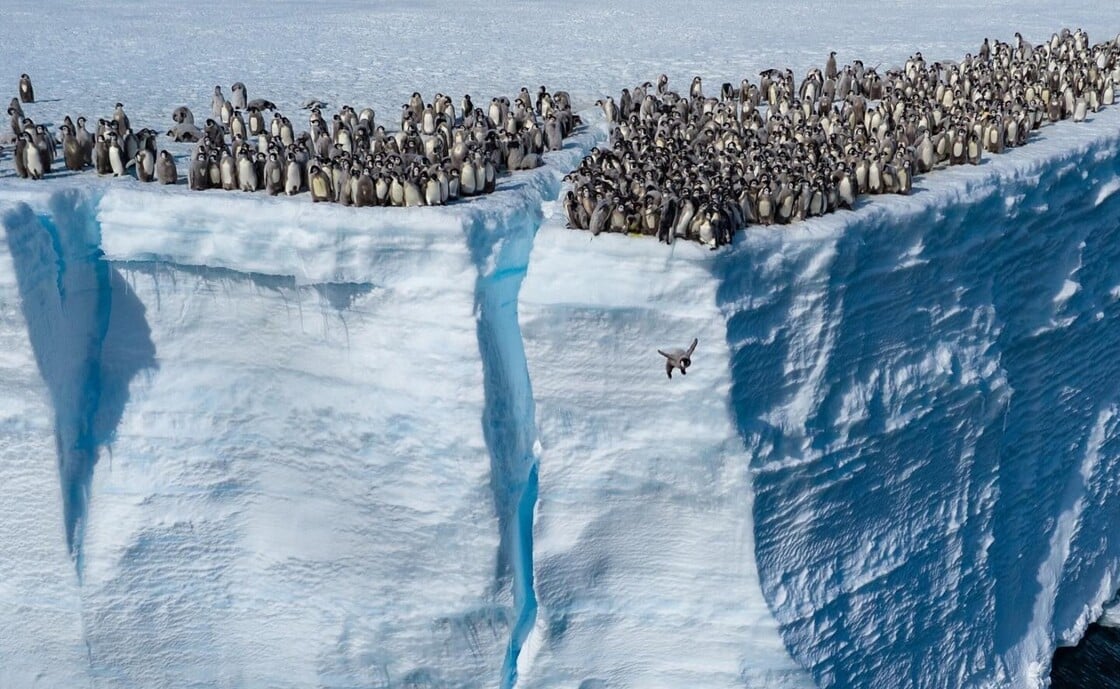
[718,109,1120,688]
[3,188,511,688]
[0,136,602,688]
[5,106,1120,689]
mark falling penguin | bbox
[658,338,698,379]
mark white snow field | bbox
[5,1,1120,689]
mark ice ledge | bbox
[0,118,603,288]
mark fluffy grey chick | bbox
[658,338,697,379]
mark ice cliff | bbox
[3,108,1120,689]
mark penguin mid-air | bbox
[658,338,698,379]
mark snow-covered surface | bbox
[5,2,1120,688]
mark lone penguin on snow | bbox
[658,338,698,379]
[18,74,34,103]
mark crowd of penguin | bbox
[4,28,1120,237]
[563,28,1120,247]
[1,75,579,207]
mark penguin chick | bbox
[19,74,34,103]
[658,338,698,379]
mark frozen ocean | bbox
[4,1,1120,688]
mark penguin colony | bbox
[563,29,1120,247]
[3,77,579,207]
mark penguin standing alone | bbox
[18,74,34,103]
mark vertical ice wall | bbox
[0,194,91,688]
[5,109,1120,689]
[0,191,513,687]
[716,110,1120,688]
[0,131,599,688]
[516,226,811,689]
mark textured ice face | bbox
[0,123,602,689]
[6,1,1120,688]
[720,106,1120,689]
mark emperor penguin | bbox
[825,51,838,80]
[308,164,333,202]
[658,338,698,379]
[135,149,156,182]
[231,82,248,110]
[354,170,375,207]
[896,159,913,195]
[13,132,30,178]
[113,103,130,136]
[419,174,439,206]
[285,153,303,195]
[220,100,234,127]
[757,188,774,225]
[8,106,21,138]
[588,197,612,236]
[211,86,226,120]
[563,190,585,229]
[237,151,258,191]
[403,175,424,207]
[188,151,209,190]
[108,134,127,176]
[1072,97,1088,122]
[690,76,703,100]
[168,122,204,143]
[595,95,622,123]
[374,173,391,206]
[155,150,177,184]
[207,154,222,188]
[32,124,55,172]
[18,74,34,103]
[230,110,247,139]
[22,132,44,179]
[447,168,460,200]
[460,158,478,197]
[61,125,85,171]
[93,134,111,174]
[966,130,983,165]
[247,107,264,135]
[172,106,195,125]
[263,152,283,195]
[219,150,238,190]
[483,156,496,193]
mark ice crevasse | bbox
[3,107,1120,689]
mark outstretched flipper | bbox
[658,339,698,379]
